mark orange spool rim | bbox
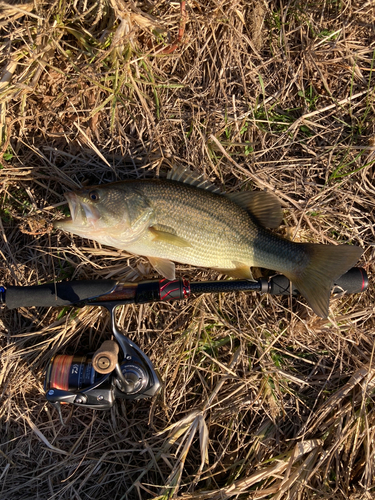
[49,355,74,391]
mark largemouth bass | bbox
[54,168,363,318]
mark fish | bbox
[54,167,363,318]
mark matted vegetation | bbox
[0,0,374,498]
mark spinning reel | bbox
[43,304,161,421]
[1,266,368,421]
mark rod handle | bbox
[268,267,368,296]
[5,280,117,309]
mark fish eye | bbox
[89,190,100,202]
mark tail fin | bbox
[286,244,363,318]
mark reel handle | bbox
[92,340,119,374]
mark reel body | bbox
[44,304,161,419]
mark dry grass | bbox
[0,0,375,498]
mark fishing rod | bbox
[1,266,368,309]
[0,267,368,422]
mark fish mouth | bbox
[65,191,78,222]
[54,191,100,229]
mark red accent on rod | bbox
[159,279,175,292]
[182,279,191,298]
[360,268,366,292]
[160,287,179,300]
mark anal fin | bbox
[216,262,253,279]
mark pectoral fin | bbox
[149,227,192,248]
[226,191,283,228]
[148,256,176,280]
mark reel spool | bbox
[46,354,101,392]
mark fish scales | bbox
[123,180,309,276]
[127,180,257,269]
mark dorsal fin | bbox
[167,166,221,193]
[226,191,283,228]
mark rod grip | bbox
[5,280,117,309]
[268,267,368,296]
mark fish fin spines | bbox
[167,166,221,193]
[285,244,363,318]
